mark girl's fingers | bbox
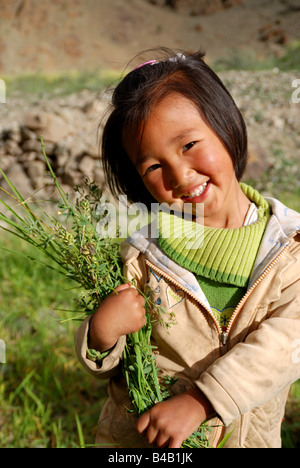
[136,410,182,448]
[168,436,183,449]
[146,426,159,445]
[136,411,150,434]
[113,282,132,293]
[156,434,171,448]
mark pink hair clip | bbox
[133,60,157,70]
[133,54,186,71]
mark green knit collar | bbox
[157,184,271,287]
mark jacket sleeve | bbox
[74,315,127,379]
[74,245,148,379]
[196,275,300,427]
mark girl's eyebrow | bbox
[135,155,150,170]
[169,129,198,145]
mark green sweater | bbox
[157,184,271,330]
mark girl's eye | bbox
[183,141,196,152]
[144,164,161,176]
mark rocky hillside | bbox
[0,0,299,74]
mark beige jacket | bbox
[75,196,300,448]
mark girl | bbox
[75,49,300,448]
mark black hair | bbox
[101,47,248,208]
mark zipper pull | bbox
[220,331,228,347]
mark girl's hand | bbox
[136,389,213,448]
[88,283,146,352]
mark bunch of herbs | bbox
[0,137,216,448]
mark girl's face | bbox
[123,93,250,228]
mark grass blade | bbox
[40,135,71,210]
[217,429,234,448]
[75,413,85,448]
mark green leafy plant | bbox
[0,137,220,448]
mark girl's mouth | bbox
[181,180,210,202]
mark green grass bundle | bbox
[0,137,219,448]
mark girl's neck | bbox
[194,183,251,229]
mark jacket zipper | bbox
[144,259,225,447]
[144,259,221,333]
[221,244,290,348]
[144,245,289,447]
[145,243,290,349]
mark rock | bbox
[24,111,48,130]
[3,163,34,200]
[24,111,71,143]
[86,143,100,159]
[93,166,106,186]
[222,0,244,7]
[258,22,288,45]
[78,156,95,178]
[25,159,46,183]
[198,0,224,15]
[21,126,38,141]
[147,0,245,15]
[22,139,43,153]
[4,139,22,156]
[5,122,22,143]
[194,23,203,32]
[19,151,37,163]
[62,169,83,187]
[0,154,15,173]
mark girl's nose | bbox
[167,164,195,191]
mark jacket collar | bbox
[265,196,300,239]
[123,196,300,293]
[249,196,300,286]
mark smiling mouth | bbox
[181,181,209,199]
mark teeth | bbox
[182,182,208,198]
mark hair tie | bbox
[133,53,186,71]
[133,60,157,70]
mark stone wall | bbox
[0,90,110,202]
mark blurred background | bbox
[0,0,299,448]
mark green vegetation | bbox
[3,69,121,98]
[282,380,300,448]
[213,41,300,72]
[0,235,107,447]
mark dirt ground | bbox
[0,0,299,75]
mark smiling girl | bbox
[122,91,250,229]
[75,49,300,448]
